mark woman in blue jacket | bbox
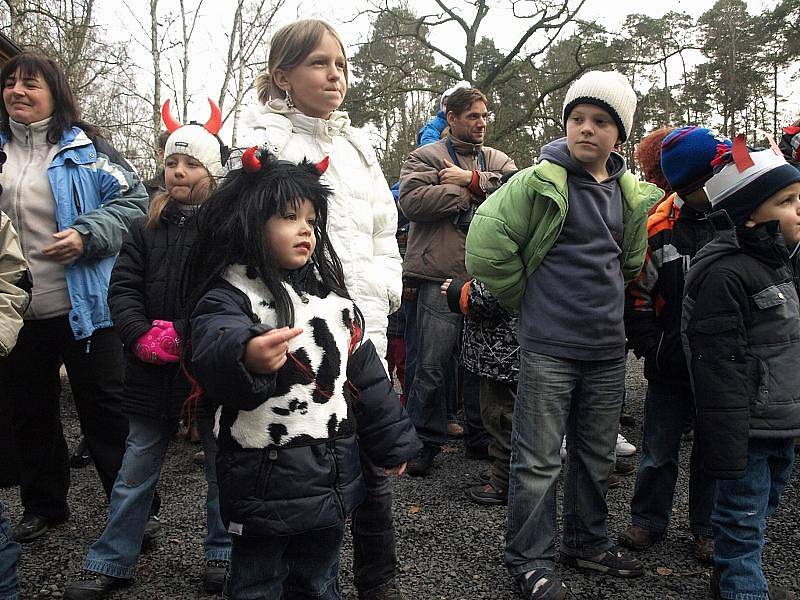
[0,53,148,543]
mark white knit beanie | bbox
[562,71,637,142]
[164,125,225,178]
[440,80,471,113]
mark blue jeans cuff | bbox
[83,558,135,580]
[720,593,769,600]
[205,549,231,562]
[508,559,556,579]
[630,516,667,536]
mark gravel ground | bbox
[4,355,799,599]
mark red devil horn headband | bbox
[241,147,330,176]
[161,98,222,135]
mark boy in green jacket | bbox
[465,70,662,600]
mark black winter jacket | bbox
[190,265,421,537]
[682,212,800,479]
[625,195,714,385]
[446,277,519,383]
[108,202,197,421]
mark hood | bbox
[241,99,351,136]
[539,137,625,182]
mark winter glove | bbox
[132,320,181,364]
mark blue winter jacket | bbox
[0,127,148,340]
[417,112,448,146]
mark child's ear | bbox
[272,69,290,92]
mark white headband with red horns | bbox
[161,98,225,178]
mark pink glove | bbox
[132,320,181,364]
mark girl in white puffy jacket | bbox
[237,19,406,600]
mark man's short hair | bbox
[446,88,488,117]
[157,129,170,151]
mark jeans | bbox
[351,451,397,596]
[405,281,462,448]
[0,502,20,600]
[630,381,714,537]
[480,378,516,491]
[2,318,128,521]
[84,415,230,578]
[713,438,795,600]
[225,525,344,600]
[402,290,418,399]
[505,350,625,576]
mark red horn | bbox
[731,134,754,173]
[241,146,262,174]
[314,155,330,175]
[161,99,182,134]
[204,98,222,135]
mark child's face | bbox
[165,154,211,204]
[746,182,800,244]
[273,31,347,118]
[264,198,318,270]
[566,104,621,172]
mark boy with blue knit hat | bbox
[465,70,663,599]
[620,126,731,563]
[682,137,800,600]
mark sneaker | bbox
[141,515,161,548]
[517,569,568,600]
[560,436,567,460]
[615,433,636,457]
[203,560,229,593]
[618,525,663,550]
[359,581,405,600]
[69,436,92,469]
[466,482,507,506]
[446,422,464,438]
[407,445,439,477]
[692,535,713,565]
[63,574,131,600]
[560,545,644,578]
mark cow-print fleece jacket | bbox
[190,263,421,537]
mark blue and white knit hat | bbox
[563,71,637,142]
[661,126,731,196]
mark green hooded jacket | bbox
[465,159,663,311]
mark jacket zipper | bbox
[160,214,186,410]
[72,180,82,215]
[327,443,345,517]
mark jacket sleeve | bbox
[464,173,536,310]
[475,150,517,197]
[190,286,277,411]
[685,269,751,479]
[70,136,149,260]
[347,339,422,467]
[369,165,403,314]
[108,219,153,348]
[0,212,28,356]
[417,113,447,146]
[624,245,663,361]
[398,149,472,222]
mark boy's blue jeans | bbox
[225,525,344,600]
[84,415,231,579]
[0,501,20,600]
[505,350,625,577]
[713,438,795,600]
[630,381,714,538]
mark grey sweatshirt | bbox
[518,137,626,360]
[0,118,71,319]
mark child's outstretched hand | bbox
[244,327,303,374]
[385,463,407,477]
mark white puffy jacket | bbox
[239,100,402,364]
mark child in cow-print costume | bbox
[185,147,421,599]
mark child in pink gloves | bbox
[63,99,232,600]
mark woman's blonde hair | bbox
[145,178,216,229]
[255,19,348,105]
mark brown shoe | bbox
[693,535,714,565]
[617,525,662,550]
[447,422,464,438]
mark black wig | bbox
[182,148,359,331]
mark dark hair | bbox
[182,151,360,331]
[0,52,99,144]
[445,88,489,117]
[157,129,170,151]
